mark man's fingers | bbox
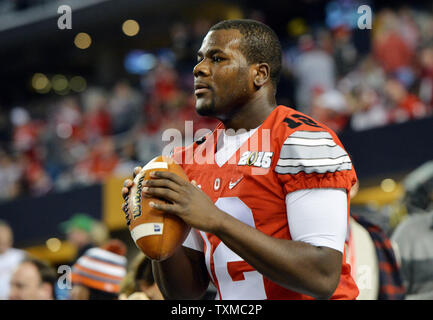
[122,179,133,199]
[122,203,131,226]
[121,187,129,199]
[150,171,186,186]
[144,187,180,204]
[149,201,178,214]
[121,166,142,228]
[123,179,133,188]
[133,166,142,178]
[144,178,181,193]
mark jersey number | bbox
[201,197,267,299]
[283,114,321,129]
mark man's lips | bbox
[194,88,211,95]
[194,82,212,95]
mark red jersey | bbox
[172,105,359,300]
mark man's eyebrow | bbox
[197,48,225,58]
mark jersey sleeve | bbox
[274,130,357,194]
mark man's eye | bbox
[212,56,224,62]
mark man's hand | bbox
[121,168,210,299]
[121,168,225,233]
[143,171,225,234]
[121,166,142,226]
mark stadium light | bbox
[31,73,51,93]
[381,178,397,193]
[52,74,68,92]
[46,238,62,252]
[74,32,92,49]
[122,19,140,37]
[70,76,87,92]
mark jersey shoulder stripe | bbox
[275,130,352,175]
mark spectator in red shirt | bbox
[384,77,428,123]
[310,89,350,133]
[419,46,433,108]
[83,90,112,141]
[87,137,119,182]
[373,10,414,73]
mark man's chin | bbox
[195,101,215,117]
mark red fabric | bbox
[374,33,413,72]
[173,105,359,300]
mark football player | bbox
[122,19,359,300]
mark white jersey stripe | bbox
[280,144,347,160]
[275,162,352,174]
[276,155,351,167]
[283,137,337,147]
[290,131,333,139]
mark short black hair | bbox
[209,19,282,89]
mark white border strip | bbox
[134,162,168,183]
[142,161,168,171]
[131,223,164,243]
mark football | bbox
[127,155,190,261]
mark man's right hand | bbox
[121,167,209,299]
[121,166,142,226]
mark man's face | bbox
[193,29,254,120]
[0,225,12,254]
[66,228,91,248]
[9,262,43,300]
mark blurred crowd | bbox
[0,70,219,202]
[0,216,168,300]
[1,213,217,300]
[285,5,433,133]
[0,5,432,203]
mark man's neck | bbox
[222,93,276,131]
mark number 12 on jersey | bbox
[199,197,267,299]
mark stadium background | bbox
[0,0,432,288]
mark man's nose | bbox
[193,60,210,78]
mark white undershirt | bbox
[214,128,258,167]
[183,129,348,254]
[285,188,347,253]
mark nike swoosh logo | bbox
[229,177,243,189]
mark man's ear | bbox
[253,63,270,88]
